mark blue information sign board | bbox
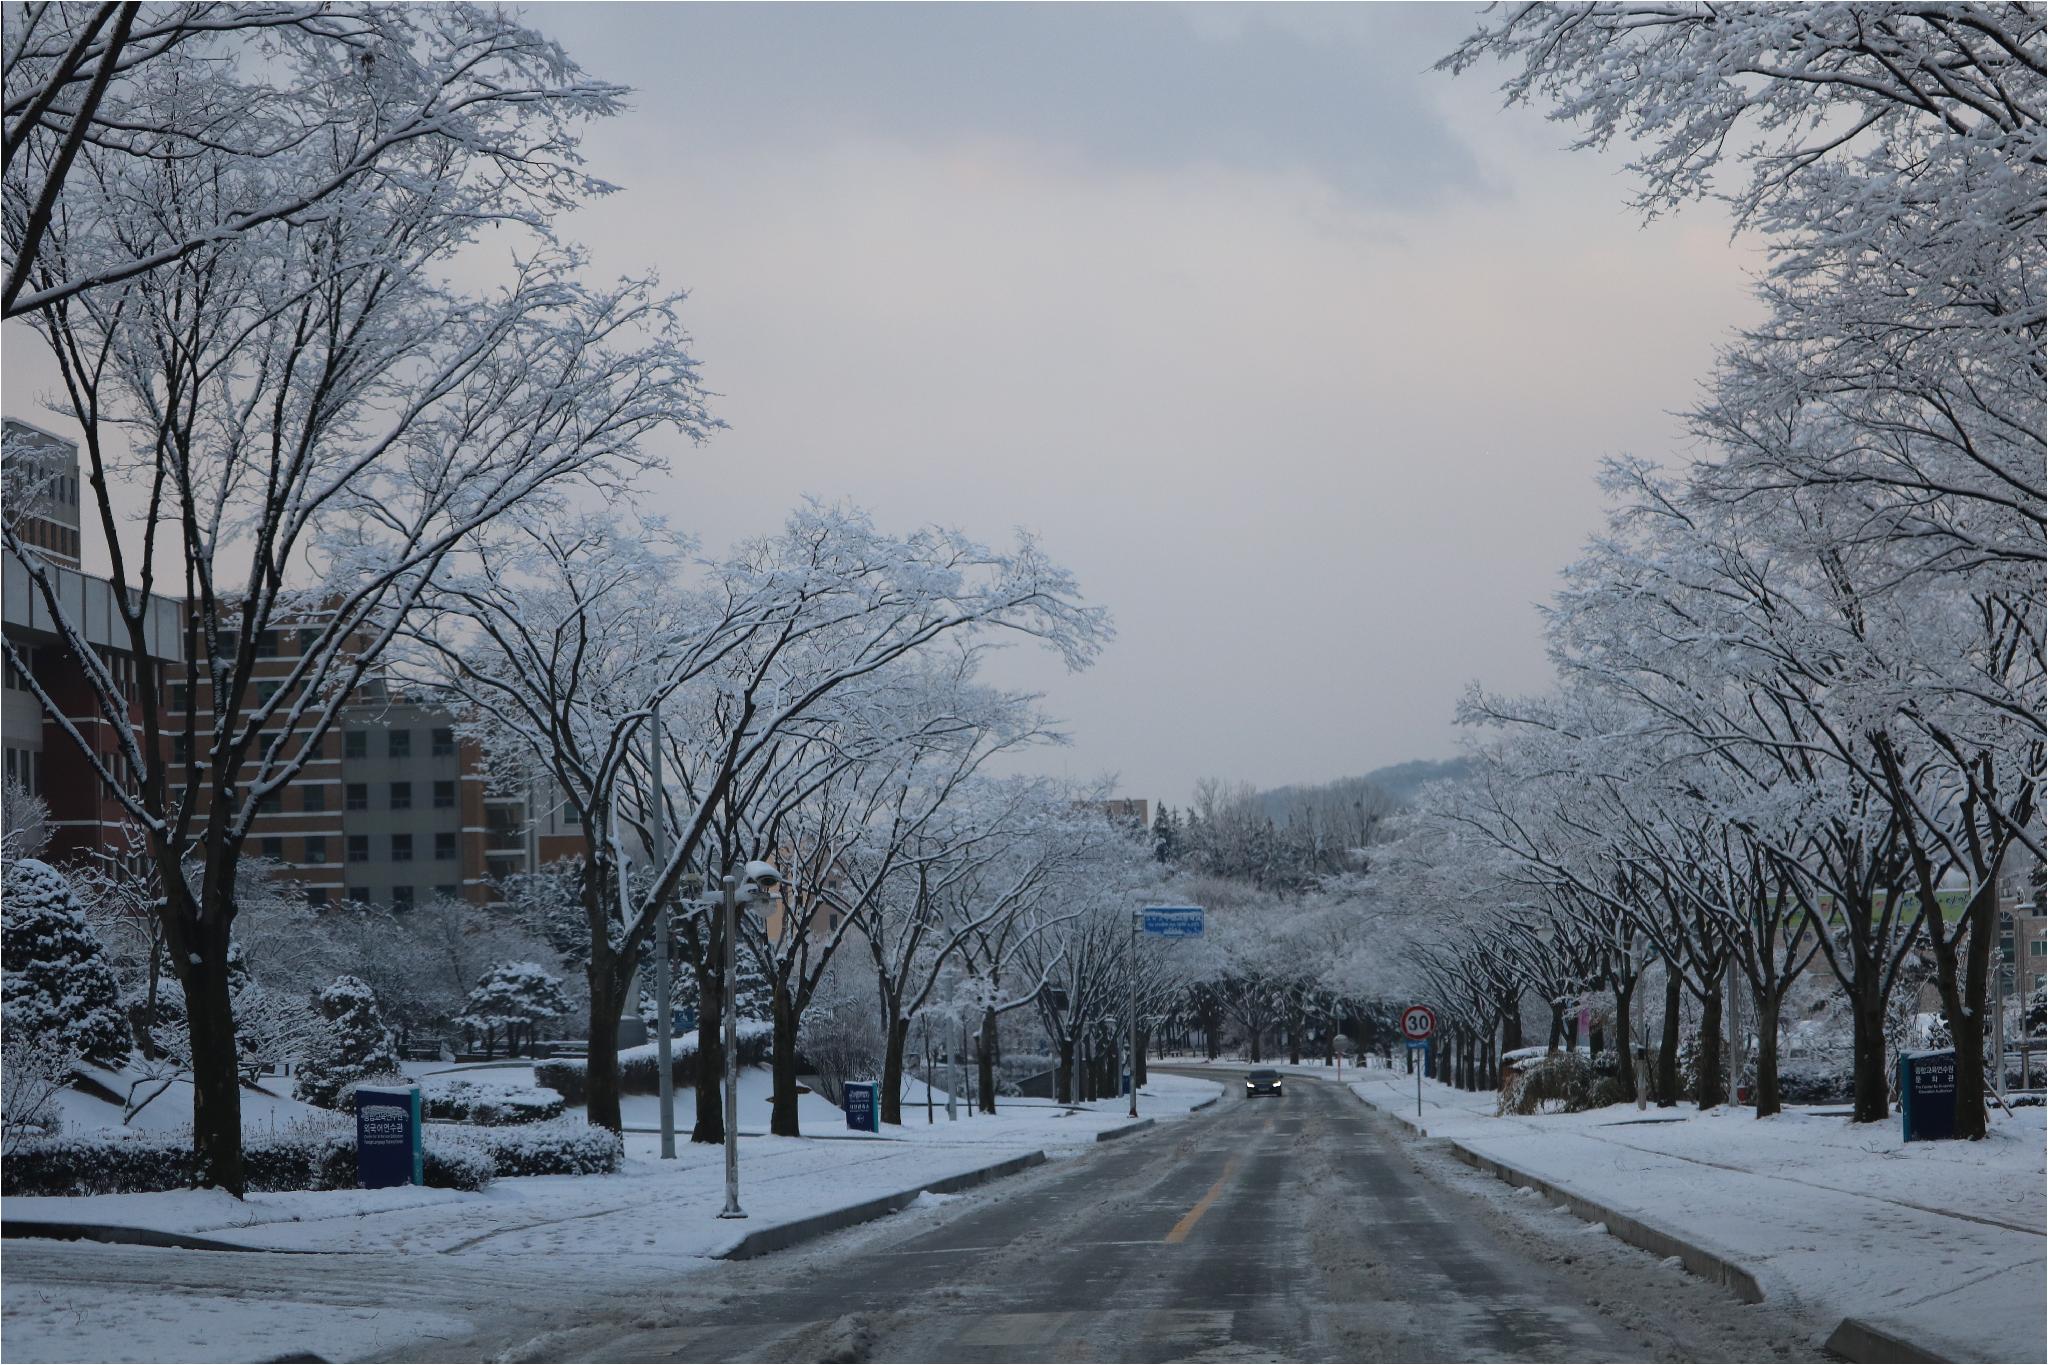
[844,1081,880,1133]
[1900,1050,1958,1142]
[355,1084,423,1188]
[1141,906,1204,938]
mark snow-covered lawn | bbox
[1351,1068,2046,1363]
[5,1069,1221,1258]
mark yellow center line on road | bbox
[1164,1156,1238,1244]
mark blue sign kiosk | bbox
[844,1081,880,1133]
[1900,1050,1958,1142]
[355,1083,424,1188]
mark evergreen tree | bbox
[2,858,129,1067]
[458,961,571,1056]
[1152,806,1182,864]
[294,976,401,1108]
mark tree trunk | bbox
[1056,1036,1074,1104]
[1931,891,1991,1140]
[1247,1027,1262,1064]
[1849,960,1889,1124]
[978,1007,998,1114]
[1500,990,1524,1052]
[1696,988,1725,1110]
[1611,981,1636,1102]
[1657,969,1682,1107]
[1547,1000,1565,1053]
[178,934,245,1194]
[880,1015,910,1125]
[691,957,724,1144]
[1753,987,1782,1118]
[769,985,802,1137]
[1134,1027,1148,1087]
[1286,1008,1302,1065]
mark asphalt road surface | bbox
[415,1069,1824,1363]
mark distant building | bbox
[1088,798,1151,830]
[3,418,84,569]
[3,422,181,863]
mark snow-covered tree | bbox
[2,8,710,1191]
[458,961,570,1058]
[294,976,401,1109]
[3,3,629,317]
[1,857,128,1068]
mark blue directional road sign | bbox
[844,1081,880,1133]
[1141,906,1204,938]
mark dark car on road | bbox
[1245,1068,1284,1098]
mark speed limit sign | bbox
[1400,1005,1436,1041]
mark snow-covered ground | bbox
[1350,1067,2047,1363]
[10,1070,1221,1251]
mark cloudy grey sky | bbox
[2,3,1762,808]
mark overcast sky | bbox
[1,2,1763,809]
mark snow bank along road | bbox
[2,1072,1826,1363]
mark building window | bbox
[256,630,279,658]
[347,886,370,905]
[261,836,283,861]
[304,886,327,908]
[303,784,325,812]
[344,730,366,760]
[170,683,188,711]
[434,779,455,809]
[173,734,191,765]
[345,782,367,811]
[305,835,327,865]
[2033,940,2046,958]
[436,884,459,900]
[564,804,581,826]
[347,834,369,863]
[434,832,456,861]
[390,781,412,811]
[391,885,414,909]
[255,680,278,706]
[259,789,282,814]
[388,730,411,759]
[431,727,455,758]
[392,833,413,862]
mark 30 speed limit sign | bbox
[1400,1005,1436,1041]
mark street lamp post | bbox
[718,873,744,1219]
[1127,909,1139,1119]
[650,705,675,1160]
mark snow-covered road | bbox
[0,1069,1821,1364]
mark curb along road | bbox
[714,1149,1048,1259]
[1345,1081,1968,1365]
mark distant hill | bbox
[1353,757,1472,806]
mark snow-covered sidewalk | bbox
[1350,1068,2046,1363]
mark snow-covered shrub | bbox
[295,976,402,1108]
[2,1123,504,1195]
[2,1032,72,1152]
[533,1027,771,1105]
[2,858,130,1067]
[424,1077,565,1126]
[447,1117,622,1177]
[1499,1051,1607,1115]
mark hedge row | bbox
[2,1118,620,1198]
[535,1030,772,1107]
[424,1079,565,1127]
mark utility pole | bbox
[717,874,744,1219]
[651,704,675,1160]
